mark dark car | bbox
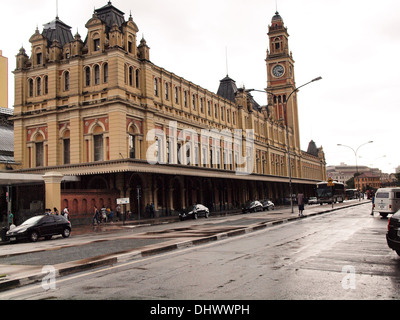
[387,210,400,256]
[242,201,263,213]
[262,200,275,211]
[179,204,210,221]
[6,215,71,243]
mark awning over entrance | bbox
[0,172,80,186]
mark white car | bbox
[308,197,318,205]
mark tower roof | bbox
[42,17,74,47]
[271,11,283,23]
[95,1,125,32]
[307,140,319,157]
[217,76,238,103]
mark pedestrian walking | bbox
[108,208,114,222]
[53,207,60,215]
[150,202,155,218]
[100,206,107,223]
[116,205,121,221]
[145,203,150,218]
[93,205,100,225]
[62,207,69,221]
[8,211,14,226]
[297,193,305,217]
[371,193,375,216]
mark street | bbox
[1,202,399,301]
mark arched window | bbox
[44,76,48,95]
[94,65,100,85]
[64,72,70,91]
[93,37,100,52]
[93,125,104,162]
[129,67,134,86]
[36,77,41,96]
[85,67,91,87]
[154,78,159,96]
[103,63,108,83]
[273,37,282,51]
[28,79,34,97]
[135,69,140,88]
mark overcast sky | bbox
[2,0,400,174]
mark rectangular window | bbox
[94,135,104,162]
[36,142,44,167]
[129,135,136,159]
[184,91,188,107]
[175,87,179,104]
[165,83,169,100]
[103,64,109,83]
[63,139,70,165]
[44,76,48,94]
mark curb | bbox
[0,201,369,292]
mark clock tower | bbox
[266,11,300,152]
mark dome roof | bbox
[272,11,283,23]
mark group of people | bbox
[145,203,155,218]
[92,205,115,225]
[45,207,70,221]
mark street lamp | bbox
[247,76,323,213]
[337,141,374,200]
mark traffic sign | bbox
[117,198,130,205]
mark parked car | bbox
[6,215,71,243]
[179,204,210,221]
[242,201,263,213]
[387,210,400,256]
[308,197,318,205]
[262,200,275,211]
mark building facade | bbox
[10,3,326,223]
[355,172,381,191]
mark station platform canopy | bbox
[0,172,80,186]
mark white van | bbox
[373,188,400,218]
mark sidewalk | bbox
[0,200,371,293]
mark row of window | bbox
[27,63,110,97]
[154,78,237,123]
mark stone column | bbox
[43,172,63,211]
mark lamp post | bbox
[247,76,322,213]
[337,141,374,200]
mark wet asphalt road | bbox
[3,202,400,300]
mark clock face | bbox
[272,65,285,78]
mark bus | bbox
[316,181,345,205]
[345,189,359,200]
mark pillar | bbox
[43,172,63,211]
